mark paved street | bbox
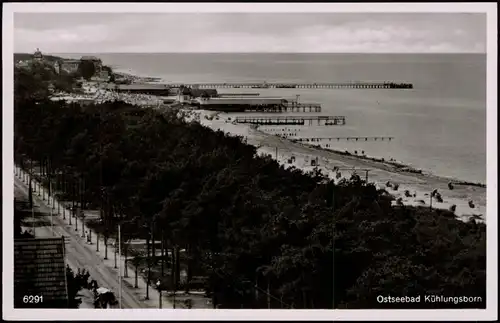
[14,167,172,309]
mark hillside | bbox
[14,53,64,63]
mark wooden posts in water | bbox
[244,102,322,113]
[295,136,394,142]
[170,82,414,89]
[235,115,346,126]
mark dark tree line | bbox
[13,66,486,309]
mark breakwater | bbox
[168,82,413,89]
[295,136,394,142]
[244,102,321,113]
[218,93,261,97]
[235,115,346,126]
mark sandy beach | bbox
[188,109,486,223]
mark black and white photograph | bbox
[3,2,497,321]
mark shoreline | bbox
[189,109,486,223]
[113,71,162,83]
[291,139,486,188]
[96,67,486,221]
[112,71,486,187]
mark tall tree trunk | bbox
[161,230,165,277]
[104,235,108,259]
[124,243,128,277]
[175,247,181,291]
[146,233,150,299]
[267,278,271,309]
[29,158,34,191]
[170,247,176,290]
[185,244,192,294]
[72,180,76,218]
[47,159,51,200]
[80,177,84,211]
[255,275,259,303]
[152,227,156,270]
[134,265,138,288]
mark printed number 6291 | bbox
[23,295,43,303]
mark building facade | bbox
[177,87,218,103]
[56,60,80,74]
[33,48,43,63]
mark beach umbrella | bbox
[96,287,110,295]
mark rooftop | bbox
[61,59,81,64]
[107,83,171,91]
[33,48,43,58]
[14,237,69,308]
[80,56,101,61]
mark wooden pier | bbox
[244,102,321,113]
[168,82,413,90]
[295,136,394,142]
[218,93,261,97]
[282,102,321,112]
[235,116,346,126]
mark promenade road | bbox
[14,169,173,309]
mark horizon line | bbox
[15,51,487,55]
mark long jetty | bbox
[169,82,413,89]
[244,102,321,113]
[235,116,346,126]
[218,93,261,97]
[295,136,394,142]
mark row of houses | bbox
[101,83,289,112]
[101,84,219,99]
[54,56,104,76]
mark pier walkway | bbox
[295,136,394,142]
[218,93,260,97]
[235,116,346,126]
[244,102,321,113]
[169,82,413,90]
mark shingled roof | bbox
[80,56,101,61]
[14,237,69,308]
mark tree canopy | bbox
[77,60,96,80]
[13,67,486,309]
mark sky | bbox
[13,12,486,53]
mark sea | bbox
[55,53,487,184]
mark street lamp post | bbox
[118,224,122,309]
[49,181,54,235]
[75,207,79,232]
[81,212,86,238]
[156,280,162,309]
[143,222,152,300]
[114,241,118,269]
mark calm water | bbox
[56,53,487,183]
